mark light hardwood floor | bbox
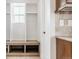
[7,56,40,59]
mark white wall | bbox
[50,0,56,59]
[6,12,10,40]
[55,13,72,37]
[39,0,52,59]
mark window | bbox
[11,3,25,23]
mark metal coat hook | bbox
[43,32,46,34]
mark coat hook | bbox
[43,32,46,34]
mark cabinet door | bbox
[56,39,64,59]
[63,41,72,59]
[56,38,72,59]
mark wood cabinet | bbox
[56,38,72,59]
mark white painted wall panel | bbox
[10,23,26,40]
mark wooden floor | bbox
[7,56,40,59]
